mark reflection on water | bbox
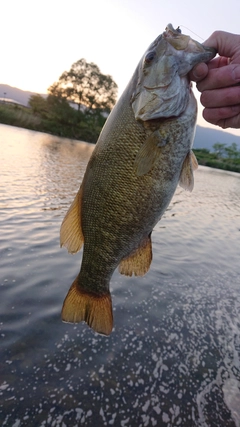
[0,123,240,426]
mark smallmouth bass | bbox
[60,24,216,335]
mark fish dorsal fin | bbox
[118,234,152,276]
[61,276,113,335]
[134,131,167,176]
[60,185,84,254]
[179,150,198,192]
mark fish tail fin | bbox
[61,277,113,336]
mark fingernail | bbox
[193,70,201,79]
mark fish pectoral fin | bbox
[179,150,198,192]
[134,131,165,176]
[61,277,113,336]
[118,234,152,277]
[60,185,84,254]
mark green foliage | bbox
[0,58,118,143]
[0,94,108,143]
[212,142,240,160]
[40,92,108,142]
[28,94,48,115]
[0,103,41,129]
[224,142,239,159]
[212,142,226,158]
[193,146,240,173]
[48,58,118,114]
[44,58,118,142]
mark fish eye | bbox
[145,51,156,64]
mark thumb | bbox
[189,62,208,82]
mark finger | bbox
[207,56,229,70]
[189,63,208,82]
[203,31,240,58]
[191,57,229,83]
[200,86,240,107]
[197,64,240,91]
[203,105,240,128]
[218,114,240,129]
[189,58,229,84]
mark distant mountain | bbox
[1,83,240,151]
[0,84,47,107]
[194,125,240,151]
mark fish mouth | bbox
[197,46,217,64]
[202,46,217,57]
[143,85,164,90]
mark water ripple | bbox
[1,124,240,426]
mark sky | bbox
[1,0,240,136]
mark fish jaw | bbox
[163,24,216,75]
[131,24,216,121]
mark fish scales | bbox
[81,96,191,266]
[60,24,216,335]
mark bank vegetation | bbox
[0,58,117,143]
[0,58,240,173]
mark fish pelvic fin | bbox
[118,234,152,276]
[134,131,166,176]
[179,150,198,192]
[60,185,84,254]
[61,277,113,336]
[190,150,198,171]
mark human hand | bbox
[189,31,240,129]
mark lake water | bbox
[0,123,240,427]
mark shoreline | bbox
[1,103,239,174]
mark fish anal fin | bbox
[118,235,152,277]
[60,185,84,254]
[61,277,113,336]
[134,131,166,176]
[179,150,198,192]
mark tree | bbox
[224,142,240,160]
[46,94,77,124]
[212,142,226,159]
[28,94,48,114]
[48,58,118,113]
